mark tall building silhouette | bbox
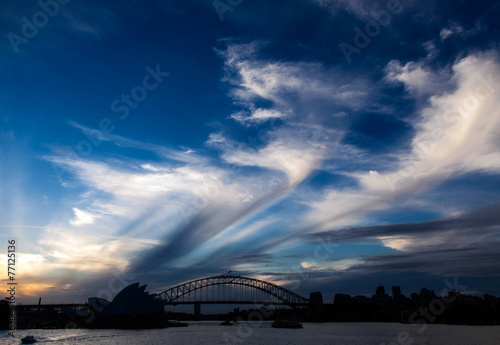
[375,285,385,296]
[392,286,401,299]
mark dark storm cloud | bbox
[290,203,500,279]
[224,253,274,263]
[305,202,500,244]
[349,242,500,277]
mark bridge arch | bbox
[156,276,309,308]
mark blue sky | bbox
[1,0,500,303]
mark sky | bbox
[1,0,500,304]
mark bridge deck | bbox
[16,304,88,310]
[164,301,308,305]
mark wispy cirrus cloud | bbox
[440,20,484,41]
[301,50,500,234]
[60,2,122,38]
[68,121,204,165]
[119,40,384,281]
[39,39,500,297]
[42,40,373,282]
[45,152,226,230]
[311,0,408,18]
[230,108,285,124]
[217,40,372,118]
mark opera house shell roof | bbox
[88,282,164,317]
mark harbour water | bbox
[2,321,500,345]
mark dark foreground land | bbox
[2,294,500,330]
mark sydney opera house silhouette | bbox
[88,282,164,317]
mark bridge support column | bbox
[194,302,201,320]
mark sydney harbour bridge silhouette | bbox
[156,275,310,316]
[17,276,311,317]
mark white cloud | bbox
[376,53,500,183]
[141,163,160,171]
[312,0,385,18]
[440,21,483,41]
[300,261,316,269]
[440,28,454,41]
[222,136,325,185]
[377,232,454,252]
[217,41,371,116]
[385,59,449,96]
[70,207,99,226]
[231,108,285,124]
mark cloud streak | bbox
[296,202,500,278]
[306,202,500,245]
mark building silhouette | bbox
[392,286,401,299]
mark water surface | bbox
[2,321,500,344]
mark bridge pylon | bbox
[194,302,201,319]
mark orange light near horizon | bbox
[2,282,87,304]
[5,283,55,303]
